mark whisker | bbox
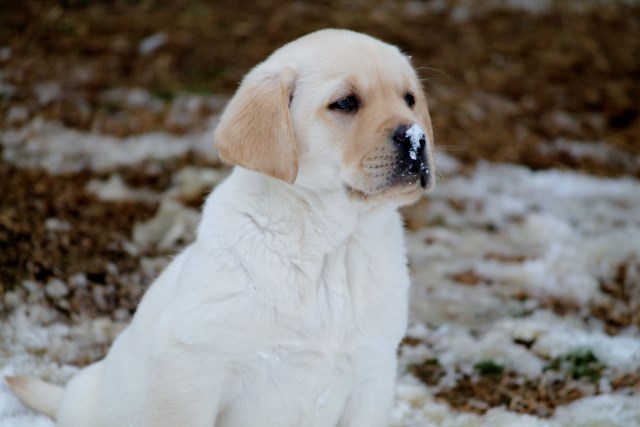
[419,77,443,89]
[415,64,452,81]
[434,170,451,184]
[436,146,464,152]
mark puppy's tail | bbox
[5,376,63,420]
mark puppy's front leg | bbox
[139,351,223,427]
[338,354,397,427]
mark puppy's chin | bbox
[344,174,429,205]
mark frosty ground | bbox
[1,115,639,426]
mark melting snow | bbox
[138,32,167,56]
[0,118,220,174]
[406,124,425,161]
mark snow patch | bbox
[132,199,200,249]
[0,118,220,174]
[405,124,425,161]
[540,139,638,171]
[87,174,159,202]
[138,32,167,55]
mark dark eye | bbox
[405,93,415,108]
[329,95,359,112]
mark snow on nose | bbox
[405,124,426,161]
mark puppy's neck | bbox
[292,180,395,247]
[202,167,396,252]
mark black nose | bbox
[392,124,426,160]
[392,124,411,145]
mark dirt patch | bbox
[0,156,158,316]
[536,257,640,336]
[410,355,640,418]
[591,258,640,335]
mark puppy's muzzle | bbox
[392,124,431,189]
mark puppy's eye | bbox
[405,93,415,108]
[329,95,359,112]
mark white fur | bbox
[53,169,410,427]
[8,29,434,427]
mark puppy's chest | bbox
[220,234,408,425]
[247,238,405,368]
[292,239,401,334]
[227,288,378,426]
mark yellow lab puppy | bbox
[8,29,434,427]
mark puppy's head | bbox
[215,29,434,205]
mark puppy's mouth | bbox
[392,156,431,189]
[346,153,432,199]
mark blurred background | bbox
[1,1,640,425]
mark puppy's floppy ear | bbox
[215,65,298,184]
